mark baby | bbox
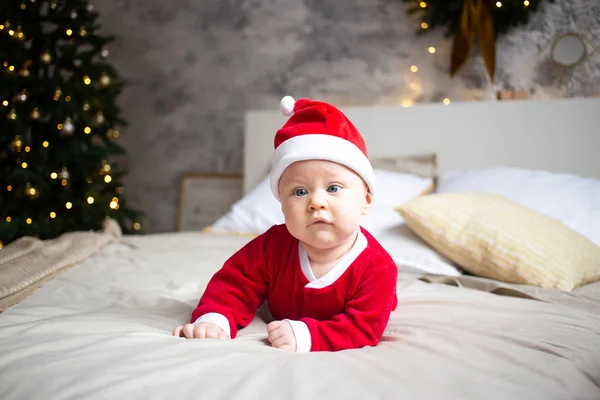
[173,96,398,352]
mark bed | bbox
[1,97,600,400]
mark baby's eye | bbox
[327,185,341,193]
[294,188,308,197]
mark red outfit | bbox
[191,224,398,352]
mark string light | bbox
[110,201,118,209]
[61,179,67,186]
[419,1,427,8]
[0,241,3,249]
[410,65,419,72]
[65,96,71,102]
[401,99,415,108]
[6,216,11,222]
[443,98,451,105]
[50,172,58,179]
[8,29,14,36]
[66,29,73,36]
[523,0,530,5]
[6,185,12,191]
[8,65,15,72]
[421,22,428,30]
[26,218,32,224]
[87,196,94,204]
[50,212,56,218]
[84,127,91,134]
[496,1,502,7]
[133,222,141,231]
[21,162,28,169]
[65,202,72,209]
[83,76,91,85]
[2,100,8,106]
[428,47,436,54]
[25,146,30,152]
[104,175,112,183]
[43,141,49,148]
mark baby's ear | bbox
[362,191,373,215]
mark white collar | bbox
[298,231,367,289]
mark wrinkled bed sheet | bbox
[0,232,598,400]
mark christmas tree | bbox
[0,0,142,249]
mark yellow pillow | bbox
[396,192,600,291]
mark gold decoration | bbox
[10,136,22,152]
[59,167,69,180]
[61,118,74,135]
[40,51,52,64]
[98,73,111,88]
[31,108,40,120]
[25,183,40,199]
[94,112,105,125]
[450,0,496,81]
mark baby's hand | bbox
[172,322,228,339]
[267,320,296,352]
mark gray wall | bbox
[95,0,600,233]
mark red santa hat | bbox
[270,96,376,200]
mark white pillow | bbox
[437,167,600,246]
[211,169,461,276]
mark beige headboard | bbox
[244,97,600,193]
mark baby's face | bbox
[278,160,372,251]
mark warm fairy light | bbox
[57,123,63,130]
[103,164,111,172]
[104,175,112,183]
[61,179,67,186]
[428,47,436,54]
[496,1,502,7]
[7,185,12,191]
[401,99,415,108]
[25,146,30,152]
[110,201,118,209]
[83,76,91,85]
[6,216,11,222]
[410,65,419,72]
[84,127,91,134]
[420,1,427,8]
[28,187,36,196]
[133,222,141,231]
[421,22,428,29]
[65,96,71,102]
[21,162,28,168]
[2,100,8,106]
[43,141,49,147]
[50,172,58,179]
[8,29,14,36]
[8,65,15,71]
[26,218,32,224]
[66,29,73,36]
[50,212,56,218]
[87,196,94,204]
[523,0,530,5]
[65,202,73,209]
[0,25,4,30]
[443,98,451,105]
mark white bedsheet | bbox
[0,232,599,400]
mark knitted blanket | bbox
[0,219,121,311]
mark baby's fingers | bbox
[205,325,224,339]
[172,325,184,337]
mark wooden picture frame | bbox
[177,173,243,232]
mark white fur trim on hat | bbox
[270,134,376,201]
[280,96,295,116]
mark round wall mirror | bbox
[551,33,587,67]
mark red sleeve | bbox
[300,260,398,352]
[190,230,270,338]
